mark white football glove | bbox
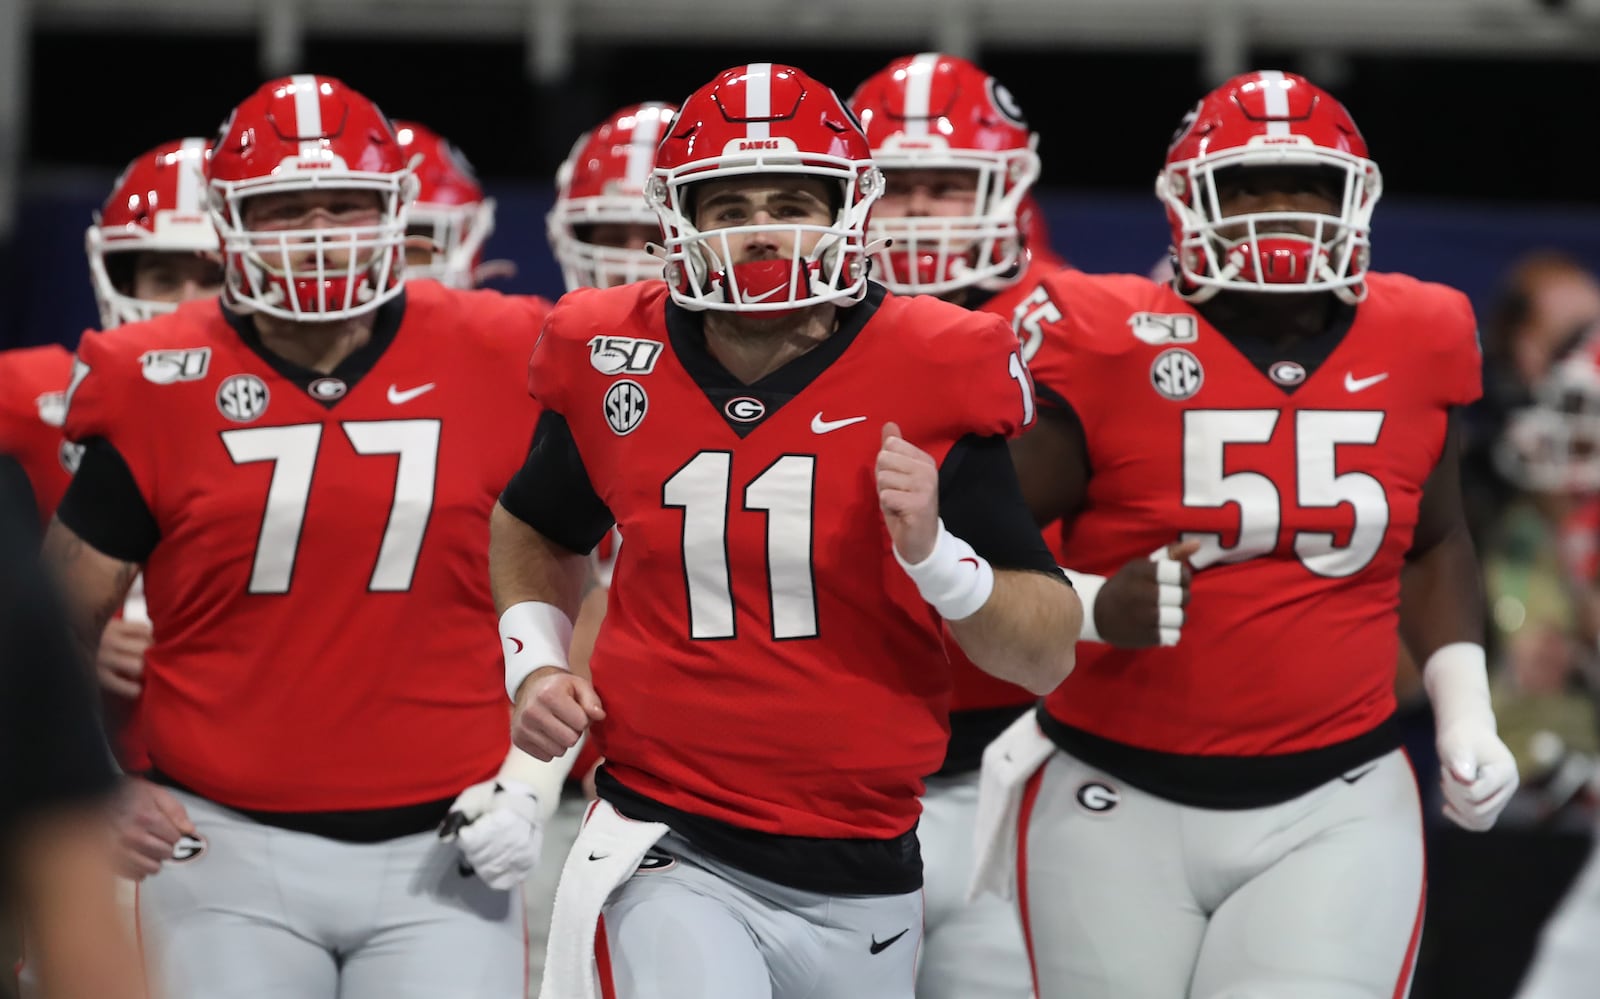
[1425,643,1519,833]
[1437,723,1519,832]
[440,779,543,890]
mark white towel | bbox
[539,799,669,999]
[967,711,1056,903]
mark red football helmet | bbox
[548,102,677,292]
[647,63,883,314]
[85,137,219,329]
[394,119,495,289]
[849,52,1040,297]
[1156,69,1381,305]
[206,74,417,320]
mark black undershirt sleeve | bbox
[938,434,1067,578]
[54,437,160,564]
[498,409,616,556]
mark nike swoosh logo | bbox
[507,637,524,655]
[811,412,867,434]
[1340,764,1379,785]
[744,285,785,303]
[1343,372,1389,393]
[588,851,610,861]
[387,382,437,405]
[869,928,909,955]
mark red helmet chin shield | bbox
[647,63,883,316]
[207,74,417,320]
[1156,69,1380,305]
[849,52,1040,297]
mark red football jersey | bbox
[530,282,1035,839]
[0,344,77,523]
[1027,270,1480,756]
[948,248,1075,714]
[65,283,548,811]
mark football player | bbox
[45,76,551,998]
[492,64,1081,999]
[521,99,680,986]
[1,137,220,529]
[547,101,679,293]
[984,70,1516,997]
[394,119,510,289]
[7,135,221,999]
[847,53,1110,999]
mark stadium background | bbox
[3,2,1600,996]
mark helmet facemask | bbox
[1158,143,1380,305]
[647,158,884,315]
[211,171,417,322]
[868,136,1040,297]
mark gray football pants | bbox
[1020,747,1426,999]
[136,789,527,999]
[918,771,1032,999]
[597,832,923,999]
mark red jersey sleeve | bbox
[527,288,599,415]
[63,330,157,501]
[909,301,1036,443]
[1428,284,1483,409]
[1022,270,1156,439]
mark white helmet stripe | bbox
[624,107,665,190]
[744,63,772,141]
[176,137,207,213]
[901,53,940,137]
[291,74,324,157]
[1259,70,1292,138]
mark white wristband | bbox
[501,601,574,702]
[496,741,582,823]
[893,519,996,621]
[1422,642,1495,732]
[1060,568,1107,643]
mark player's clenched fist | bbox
[1095,539,1201,647]
[877,421,940,563]
[114,778,196,880]
[512,665,606,762]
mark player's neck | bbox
[702,304,838,385]
[1196,292,1341,349]
[251,312,377,375]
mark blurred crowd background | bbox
[5,2,1600,996]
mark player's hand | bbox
[114,778,194,880]
[1095,540,1201,647]
[582,758,604,801]
[512,666,605,762]
[96,618,153,699]
[441,779,543,890]
[877,421,940,564]
[1437,723,1520,831]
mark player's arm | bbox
[492,410,615,761]
[1009,395,1090,527]
[1010,394,1197,648]
[1400,413,1516,831]
[43,438,156,670]
[880,425,1081,695]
